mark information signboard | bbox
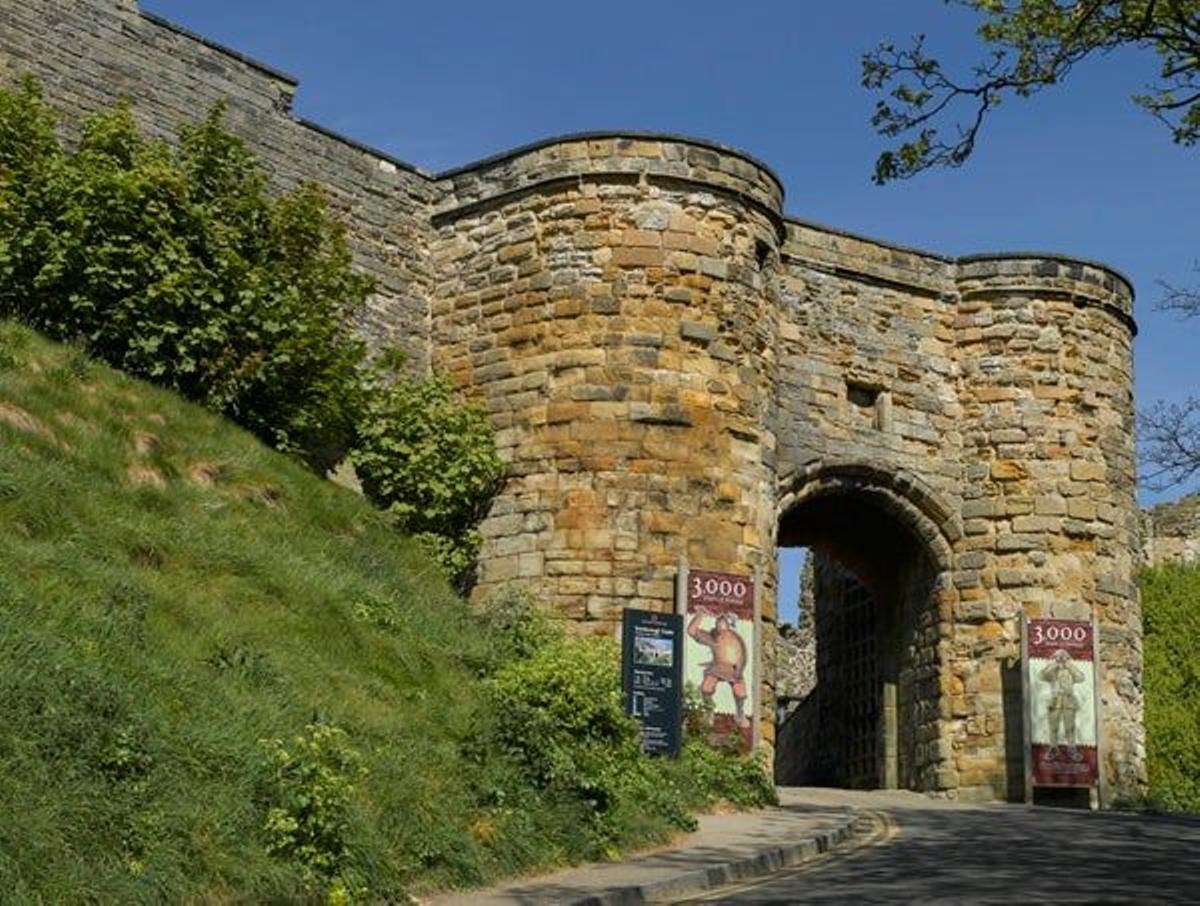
[1023,617,1100,791]
[683,569,756,753]
[621,608,683,757]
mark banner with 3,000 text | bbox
[684,570,755,753]
[1025,618,1099,788]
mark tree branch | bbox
[1141,396,1200,490]
[1158,263,1200,317]
[865,1,1200,181]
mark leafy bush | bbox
[1142,563,1200,813]
[474,583,564,670]
[474,609,775,860]
[0,78,507,582]
[482,635,690,856]
[353,374,505,587]
[674,735,777,809]
[260,723,368,896]
[0,77,372,472]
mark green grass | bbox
[0,320,499,901]
[1142,561,1200,814]
[0,319,775,903]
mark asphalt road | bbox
[684,797,1200,904]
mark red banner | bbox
[686,569,754,618]
[684,569,755,753]
[1027,619,1094,661]
[1026,618,1099,789]
[1031,744,1098,786]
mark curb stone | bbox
[568,811,872,905]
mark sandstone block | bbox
[1070,460,1106,481]
[991,460,1027,481]
[612,246,665,268]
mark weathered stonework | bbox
[1,0,1144,802]
[1143,494,1200,566]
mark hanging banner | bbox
[621,608,683,757]
[1024,617,1100,789]
[684,569,755,753]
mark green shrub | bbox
[1142,563,1200,813]
[481,636,682,855]
[353,374,505,587]
[671,736,777,809]
[475,625,775,861]
[474,583,564,672]
[0,78,372,473]
[259,723,368,896]
[0,78,507,581]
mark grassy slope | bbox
[1141,562,1200,813]
[0,320,496,901]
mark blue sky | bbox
[142,1,1199,622]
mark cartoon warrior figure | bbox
[1040,648,1085,752]
[687,611,749,728]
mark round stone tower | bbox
[952,255,1142,799]
[430,135,784,632]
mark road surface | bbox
[684,792,1200,904]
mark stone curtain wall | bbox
[1143,494,1200,566]
[0,0,1145,801]
[0,0,437,369]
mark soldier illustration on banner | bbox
[683,569,756,753]
[1024,617,1100,790]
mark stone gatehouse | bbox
[1,0,1144,803]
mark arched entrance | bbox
[773,465,957,792]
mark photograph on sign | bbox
[684,569,755,753]
[634,636,674,668]
[1025,618,1098,788]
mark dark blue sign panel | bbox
[622,608,683,758]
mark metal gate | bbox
[815,566,880,788]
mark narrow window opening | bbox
[755,238,771,269]
[846,381,879,409]
[846,381,892,432]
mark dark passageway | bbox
[774,483,945,791]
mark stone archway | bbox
[773,464,958,792]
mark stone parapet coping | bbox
[430,171,787,243]
[958,252,1135,303]
[138,10,299,87]
[434,129,786,197]
[293,118,434,179]
[786,216,1134,303]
